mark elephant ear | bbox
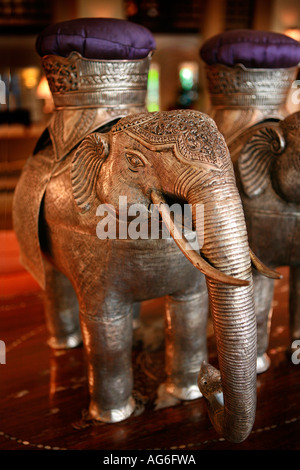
[71,133,109,212]
[238,126,285,198]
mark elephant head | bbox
[234,111,300,204]
[70,110,279,442]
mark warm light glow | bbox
[36,75,54,114]
[281,7,299,28]
[126,0,138,16]
[21,67,40,89]
[36,75,51,99]
[284,28,300,41]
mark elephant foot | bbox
[256,353,271,374]
[155,382,202,411]
[88,396,136,423]
[47,329,83,350]
[160,381,203,403]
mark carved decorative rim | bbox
[205,63,298,108]
[41,51,151,109]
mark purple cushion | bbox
[200,29,300,68]
[36,18,156,60]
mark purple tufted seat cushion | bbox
[200,29,300,68]
[36,17,156,60]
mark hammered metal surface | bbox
[13,107,258,443]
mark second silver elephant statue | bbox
[229,111,300,371]
[13,109,278,443]
[200,28,300,373]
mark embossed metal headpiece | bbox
[41,52,152,109]
[36,18,156,110]
[204,63,297,109]
[200,29,300,109]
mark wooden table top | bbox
[0,266,299,451]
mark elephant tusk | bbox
[249,249,282,280]
[150,191,250,287]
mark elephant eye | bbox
[126,152,145,171]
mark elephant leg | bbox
[79,301,135,423]
[43,260,82,349]
[132,302,141,330]
[163,283,208,401]
[289,266,300,343]
[253,270,275,373]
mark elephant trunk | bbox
[188,178,257,443]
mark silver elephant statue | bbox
[13,108,278,443]
[200,29,300,373]
[229,110,300,371]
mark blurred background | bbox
[0,0,300,295]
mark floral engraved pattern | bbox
[112,110,228,169]
[42,53,149,95]
[42,57,78,93]
[207,65,294,95]
[205,65,296,108]
[79,61,148,89]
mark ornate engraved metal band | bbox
[42,51,151,109]
[205,64,298,108]
[112,110,228,169]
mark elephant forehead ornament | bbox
[110,109,228,167]
[200,29,300,374]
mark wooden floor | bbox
[0,266,300,451]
